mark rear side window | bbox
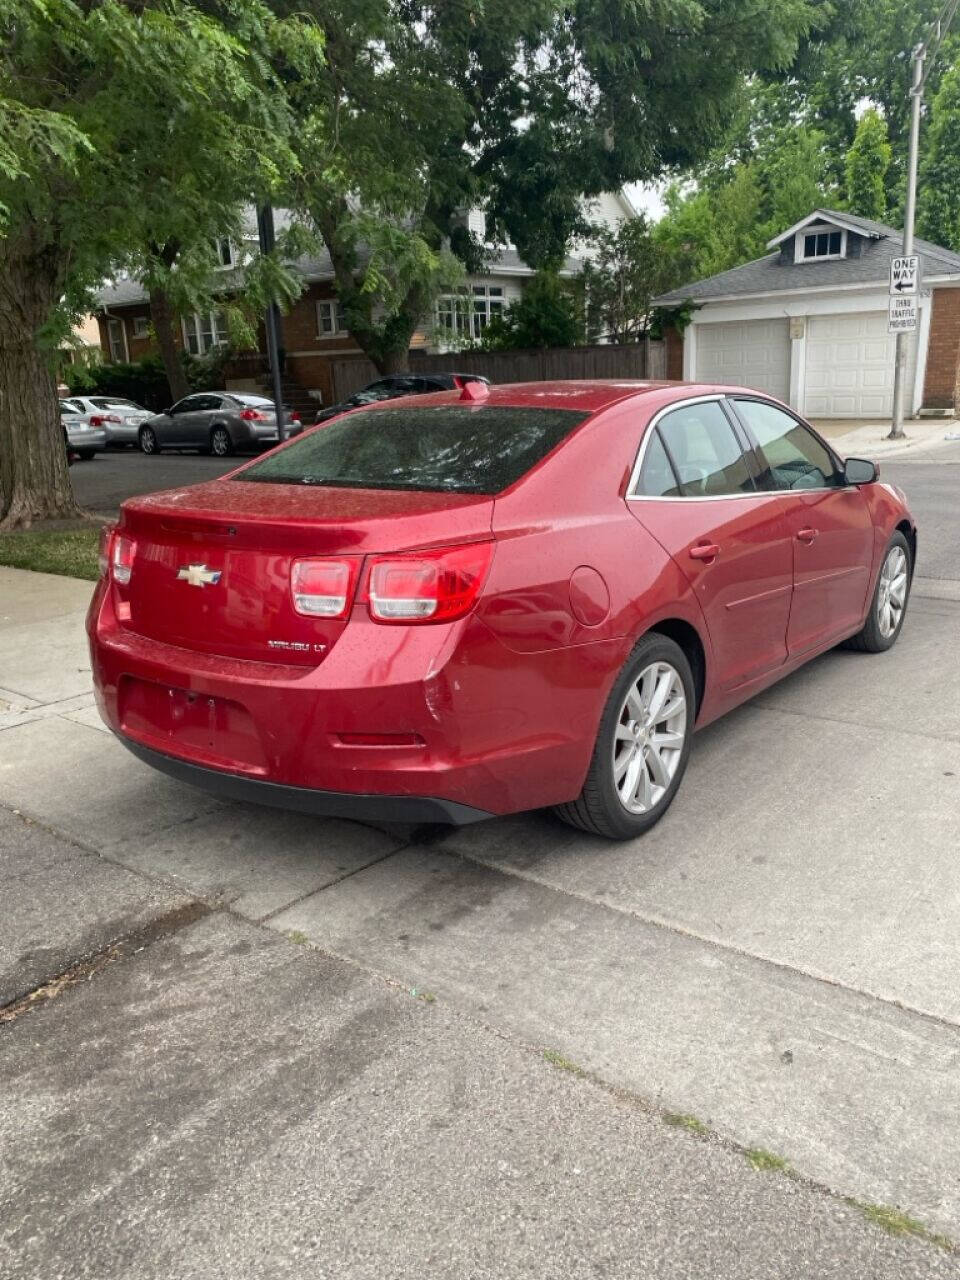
[655,402,755,497]
[634,429,683,497]
[237,405,588,494]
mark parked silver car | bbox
[64,395,152,446]
[139,392,303,456]
[59,400,106,460]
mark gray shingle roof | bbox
[96,246,583,310]
[652,208,960,306]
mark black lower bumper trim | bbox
[117,736,494,826]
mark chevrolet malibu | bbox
[88,381,915,840]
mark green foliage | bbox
[918,66,960,252]
[63,351,229,412]
[581,217,678,343]
[289,0,816,370]
[652,121,833,285]
[0,528,101,581]
[478,273,584,351]
[845,110,891,220]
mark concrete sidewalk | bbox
[2,563,960,1274]
[812,414,960,460]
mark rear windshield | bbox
[228,393,274,406]
[91,398,141,410]
[235,405,588,494]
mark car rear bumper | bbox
[87,579,613,819]
[67,428,107,450]
[115,735,493,824]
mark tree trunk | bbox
[149,284,190,403]
[0,236,82,529]
[373,347,413,375]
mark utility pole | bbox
[256,204,287,444]
[889,0,960,439]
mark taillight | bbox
[91,414,121,425]
[112,534,136,585]
[290,411,301,423]
[239,408,268,422]
[98,524,115,577]
[366,542,493,624]
[90,415,103,427]
[291,557,360,618]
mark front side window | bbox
[733,399,840,491]
[653,401,755,497]
[237,405,588,495]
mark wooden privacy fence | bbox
[330,340,667,403]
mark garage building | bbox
[654,209,960,418]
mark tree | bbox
[844,109,891,221]
[283,0,817,375]
[918,66,960,251]
[0,0,322,527]
[582,218,677,343]
[651,122,832,287]
[479,272,583,350]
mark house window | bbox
[132,316,150,339]
[182,310,228,355]
[107,317,127,362]
[317,299,346,336]
[436,285,505,341]
[798,226,845,262]
[214,238,234,268]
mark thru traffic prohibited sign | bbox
[890,255,920,295]
[888,294,918,333]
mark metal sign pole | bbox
[257,204,287,444]
[889,46,926,440]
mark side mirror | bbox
[844,456,878,485]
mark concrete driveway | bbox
[2,443,960,1275]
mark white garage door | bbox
[804,312,919,418]
[695,319,791,401]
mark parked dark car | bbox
[139,392,303,457]
[315,373,489,424]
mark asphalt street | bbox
[0,432,956,1277]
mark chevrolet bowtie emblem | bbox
[177,563,222,587]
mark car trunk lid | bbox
[116,478,494,665]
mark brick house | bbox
[653,209,960,418]
[95,194,637,411]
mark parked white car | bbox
[59,400,106,459]
[63,395,152,446]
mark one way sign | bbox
[890,255,920,295]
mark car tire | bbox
[842,530,912,653]
[78,450,96,461]
[139,426,161,455]
[210,425,234,457]
[554,633,696,840]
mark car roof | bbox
[343,380,768,415]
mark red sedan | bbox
[88,381,915,840]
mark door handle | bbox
[796,527,819,544]
[689,542,720,561]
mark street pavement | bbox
[2,437,959,1276]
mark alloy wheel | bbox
[876,545,908,638]
[211,427,231,457]
[612,661,688,814]
[139,427,156,454]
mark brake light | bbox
[290,411,300,423]
[90,413,121,425]
[239,408,268,421]
[112,534,136,585]
[291,557,360,618]
[98,524,116,577]
[366,542,493,624]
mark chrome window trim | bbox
[626,393,851,502]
